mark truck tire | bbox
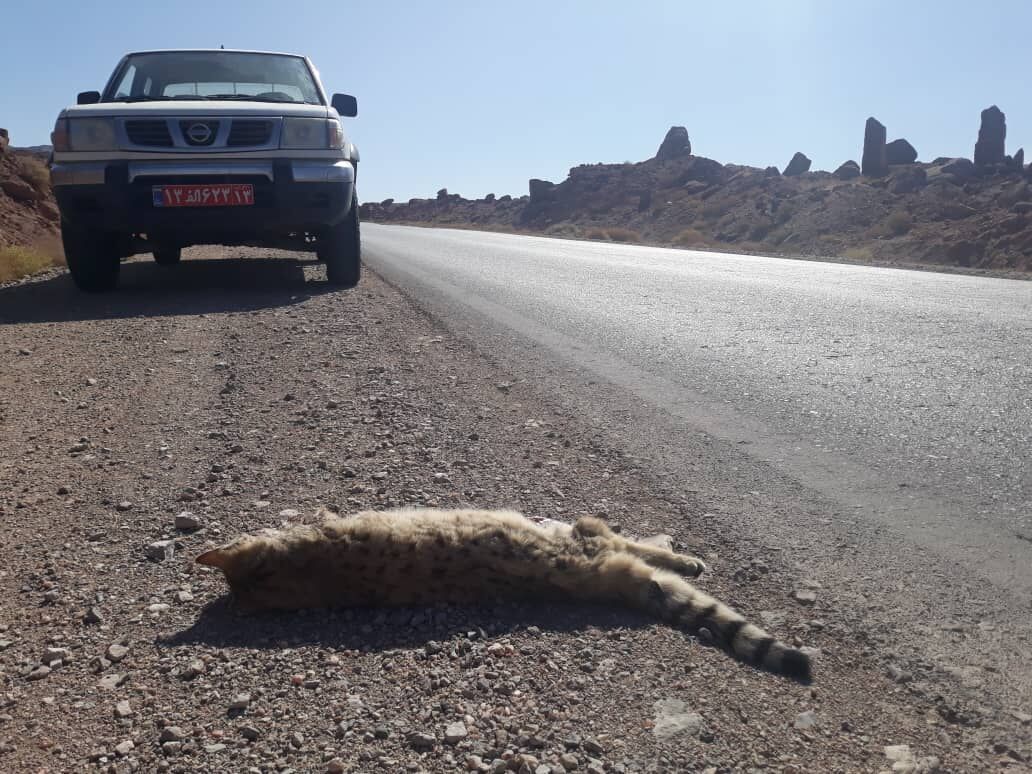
[153,247,182,266]
[62,221,120,292]
[319,193,361,288]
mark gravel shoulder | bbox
[0,251,1026,773]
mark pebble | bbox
[240,725,261,741]
[83,606,104,625]
[174,511,202,531]
[115,501,134,512]
[652,698,706,740]
[289,731,304,748]
[180,659,206,680]
[793,589,818,606]
[146,540,175,562]
[408,731,436,749]
[175,590,194,603]
[279,508,300,519]
[794,710,818,730]
[106,643,130,662]
[99,673,127,690]
[325,760,346,773]
[445,721,468,745]
[42,647,71,663]
[114,740,134,756]
[560,753,579,769]
[229,693,251,711]
[159,727,186,743]
[115,700,133,718]
[583,739,605,755]
[204,743,227,754]
[27,665,51,681]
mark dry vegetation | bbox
[585,226,641,243]
[0,238,64,284]
[16,155,51,194]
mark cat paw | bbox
[678,557,707,578]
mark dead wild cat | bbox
[197,507,812,682]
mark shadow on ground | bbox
[0,255,341,324]
[162,595,658,653]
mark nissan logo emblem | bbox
[186,123,213,144]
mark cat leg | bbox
[619,539,707,578]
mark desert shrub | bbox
[773,200,798,225]
[0,242,64,283]
[17,156,51,194]
[842,246,876,262]
[883,210,912,236]
[585,227,608,241]
[544,222,582,239]
[672,228,707,246]
[604,227,641,243]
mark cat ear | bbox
[196,547,229,570]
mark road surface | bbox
[366,223,1032,710]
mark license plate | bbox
[152,183,255,208]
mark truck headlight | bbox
[281,118,344,150]
[65,118,116,151]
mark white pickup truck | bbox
[50,49,361,291]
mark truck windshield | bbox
[103,51,322,105]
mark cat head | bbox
[196,527,306,610]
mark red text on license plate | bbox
[153,184,255,207]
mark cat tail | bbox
[644,569,812,683]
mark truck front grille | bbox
[125,120,173,147]
[227,120,273,147]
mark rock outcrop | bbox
[0,128,9,155]
[782,152,811,176]
[436,188,449,200]
[528,179,557,201]
[862,118,888,177]
[833,160,861,180]
[656,126,692,160]
[1011,148,1024,170]
[886,138,918,165]
[974,106,1006,166]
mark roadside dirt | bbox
[0,252,1026,773]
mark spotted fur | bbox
[197,508,811,681]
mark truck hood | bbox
[60,101,332,119]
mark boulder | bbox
[833,160,861,180]
[1012,148,1024,170]
[484,193,496,202]
[782,152,811,176]
[939,158,976,180]
[379,198,394,207]
[888,166,927,194]
[655,126,692,160]
[885,138,918,165]
[499,194,512,202]
[764,165,781,177]
[683,156,726,184]
[436,188,449,200]
[0,178,43,202]
[0,128,8,154]
[528,178,557,201]
[974,106,1006,166]
[862,117,888,177]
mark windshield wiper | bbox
[202,94,305,104]
[111,95,203,103]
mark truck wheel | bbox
[319,194,361,288]
[153,247,181,266]
[62,221,120,292]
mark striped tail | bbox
[646,569,812,682]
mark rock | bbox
[652,698,707,740]
[1013,148,1025,169]
[115,700,133,718]
[278,508,300,519]
[27,665,51,681]
[0,128,8,154]
[862,117,888,177]
[782,152,811,176]
[445,721,468,745]
[42,646,71,663]
[114,740,134,757]
[1012,202,1032,214]
[1,178,43,202]
[106,642,130,662]
[974,105,1006,166]
[560,753,580,769]
[939,157,976,179]
[379,198,394,207]
[833,160,861,180]
[583,739,605,755]
[886,138,918,165]
[528,179,557,201]
[1010,710,1032,725]
[436,188,449,200]
[146,540,175,561]
[639,534,674,552]
[887,663,912,683]
[408,731,436,749]
[889,166,927,194]
[179,659,205,680]
[239,725,261,741]
[98,673,126,690]
[764,165,781,177]
[39,201,59,221]
[174,511,201,531]
[115,500,133,512]
[229,693,251,710]
[794,710,818,729]
[325,760,346,774]
[793,589,818,605]
[484,193,496,202]
[656,126,692,160]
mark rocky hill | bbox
[0,128,59,249]
[362,106,1032,272]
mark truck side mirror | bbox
[77,91,101,105]
[331,93,357,118]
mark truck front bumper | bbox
[52,159,355,242]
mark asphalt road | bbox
[365,225,1032,601]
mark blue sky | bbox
[1,0,1029,202]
